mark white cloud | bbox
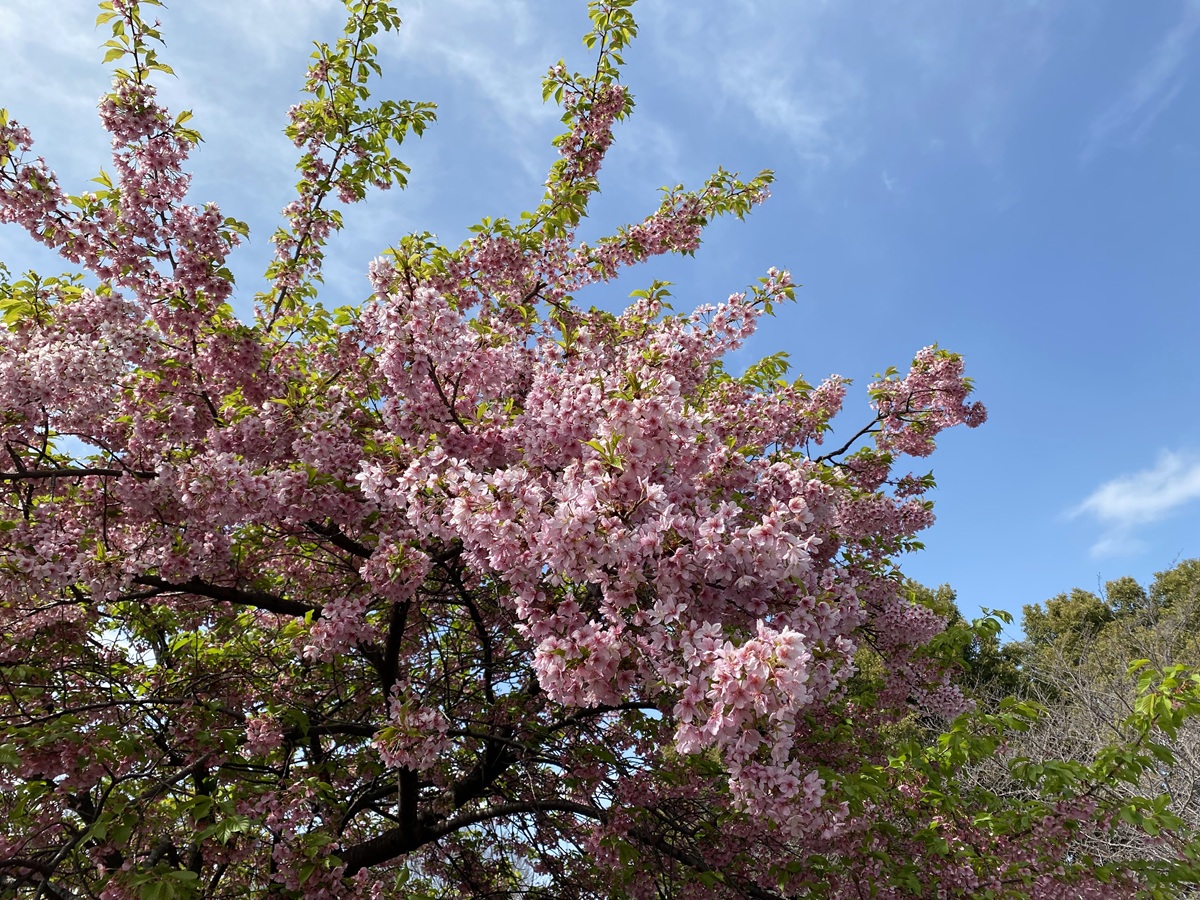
[1083,0,1200,160]
[387,0,563,178]
[1088,534,1148,559]
[1071,451,1200,557]
[718,57,861,168]
[199,0,342,69]
[639,2,863,171]
[636,0,1072,187]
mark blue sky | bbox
[2,0,1199,635]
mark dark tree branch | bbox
[339,800,604,876]
[814,415,883,464]
[306,519,375,559]
[547,701,662,732]
[0,856,83,900]
[337,780,401,835]
[281,721,379,742]
[379,600,411,695]
[625,825,785,900]
[129,576,319,618]
[399,767,419,833]
[451,732,518,811]
[427,360,470,433]
[0,466,155,481]
[338,679,543,871]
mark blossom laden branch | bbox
[261,0,436,328]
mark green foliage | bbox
[942,559,1200,893]
[1020,587,1115,666]
[1016,560,1200,680]
[0,269,83,328]
[1149,558,1200,613]
[908,583,1029,702]
[96,0,179,82]
[260,0,437,325]
[1108,575,1150,617]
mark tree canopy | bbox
[1,2,1198,898]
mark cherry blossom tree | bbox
[1,1,1196,898]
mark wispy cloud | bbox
[201,1,342,69]
[1084,0,1200,160]
[1071,451,1200,556]
[718,58,861,168]
[389,0,563,179]
[639,0,1072,188]
[637,3,864,172]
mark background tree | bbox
[1019,587,1116,673]
[949,560,1200,895]
[1015,561,1200,688]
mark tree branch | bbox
[814,414,883,464]
[0,466,155,481]
[281,721,379,742]
[129,576,319,618]
[625,824,785,900]
[339,800,603,876]
[305,519,374,559]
